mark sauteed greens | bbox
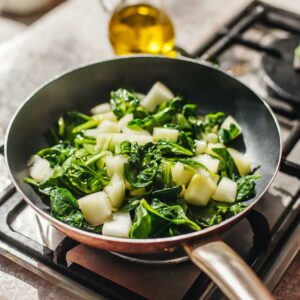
[25,82,260,239]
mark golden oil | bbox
[109,4,175,56]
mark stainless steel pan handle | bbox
[184,236,273,300]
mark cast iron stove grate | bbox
[0,1,300,299]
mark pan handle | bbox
[184,236,273,300]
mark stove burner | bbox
[261,37,300,106]
[110,249,189,265]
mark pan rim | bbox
[4,55,282,245]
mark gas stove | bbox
[0,1,299,299]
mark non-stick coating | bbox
[5,56,281,253]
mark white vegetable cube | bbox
[205,133,218,143]
[100,112,118,122]
[123,127,151,136]
[104,174,125,209]
[102,212,132,238]
[198,168,220,185]
[118,113,133,131]
[141,82,174,112]
[153,127,179,142]
[98,120,120,133]
[91,103,111,115]
[96,133,153,150]
[171,162,194,186]
[205,143,225,157]
[221,115,242,134]
[78,192,112,226]
[29,155,53,183]
[195,140,207,154]
[105,155,127,177]
[84,129,98,137]
[212,177,237,203]
[184,173,217,206]
[228,148,251,176]
[194,154,220,173]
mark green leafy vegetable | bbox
[188,201,246,227]
[110,89,140,119]
[62,156,110,195]
[124,143,161,189]
[218,123,240,143]
[211,147,240,180]
[204,112,226,132]
[129,199,200,238]
[236,174,261,201]
[129,203,152,238]
[157,140,193,157]
[49,187,101,232]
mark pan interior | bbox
[6,56,281,239]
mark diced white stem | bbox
[118,113,133,131]
[84,129,98,137]
[104,174,125,209]
[123,127,151,136]
[102,212,132,238]
[153,127,179,142]
[99,112,117,122]
[194,154,220,173]
[141,82,174,112]
[98,120,120,133]
[171,162,194,186]
[78,192,112,226]
[195,140,207,154]
[212,177,237,203]
[205,143,225,157]
[105,155,127,177]
[96,133,153,150]
[184,173,217,206]
[228,148,251,176]
[91,103,111,115]
[221,115,242,134]
[294,54,300,70]
[205,133,218,143]
[29,155,53,183]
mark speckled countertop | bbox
[0,0,299,299]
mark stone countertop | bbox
[0,0,299,299]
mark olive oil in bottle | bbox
[109,3,175,55]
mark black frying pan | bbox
[5,56,281,300]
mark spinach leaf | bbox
[145,199,200,230]
[49,187,101,232]
[157,140,193,157]
[115,141,137,155]
[120,199,141,212]
[151,186,182,201]
[124,143,161,189]
[58,111,91,141]
[218,123,240,143]
[128,97,184,130]
[129,199,200,238]
[188,201,246,227]
[176,131,195,152]
[49,187,78,214]
[62,156,109,195]
[37,143,75,167]
[129,204,152,238]
[236,174,261,201]
[204,112,226,132]
[110,89,140,119]
[211,147,240,180]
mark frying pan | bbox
[5,56,281,300]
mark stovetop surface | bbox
[0,1,299,300]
